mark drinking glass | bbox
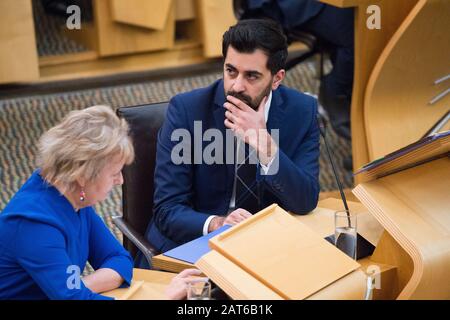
[334,210,357,260]
[187,278,211,300]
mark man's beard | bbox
[226,82,272,110]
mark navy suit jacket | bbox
[146,79,320,252]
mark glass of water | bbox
[334,210,357,260]
[187,278,211,300]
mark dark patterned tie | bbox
[234,138,260,213]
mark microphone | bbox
[317,114,350,214]
[317,113,375,260]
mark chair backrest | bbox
[116,102,168,257]
[231,0,321,70]
[232,0,248,20]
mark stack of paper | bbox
[354,130,449,181]
[152,225,231,273]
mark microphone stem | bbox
[322,126,352,227]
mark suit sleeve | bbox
[15,220,113,300]
[152,96,211,245]
[258,97,320,214]
[87,208,133,287]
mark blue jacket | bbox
[0,171,133,300]
[146,79,320,253]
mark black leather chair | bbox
[233,0,329,77]
[113,102,169,267]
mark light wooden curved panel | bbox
[364,0,450,161]
[332,0,418,178]
[353,157,450,299]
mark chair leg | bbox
[320,52,325,79]
[316,52,325,79]
[315,54,322,79]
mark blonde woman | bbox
[0,106,199,300]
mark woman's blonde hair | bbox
[37,105,134,194]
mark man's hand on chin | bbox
[224,95,278,166]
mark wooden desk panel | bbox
[152,199,381,271]
[364,0,450,160]
[103,269,176,300]
[152,199,386,298]
[353,157,450,299]
[135,199,396,300]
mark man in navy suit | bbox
[143,19,320,260]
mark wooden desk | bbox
[106,199,393,300]
[115,262,394,300]
[322,0,450,300]
[354,157,450,299]
[152,198,384,271]
[297,198,384,246]
[103,263,395,300]
[103,268,176,300]
[152,198,395,299]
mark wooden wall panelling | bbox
[93,0,175,57]
[0,0,39,84]
[175,0,196,21]
[111,0,172,30]
[196,0,236,58]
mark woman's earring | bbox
[79,189,86,202]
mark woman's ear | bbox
[76,176,86,189]
[271,69,286,90]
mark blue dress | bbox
[0,170,133,300]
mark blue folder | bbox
[163,225,232,264]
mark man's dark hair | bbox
[222,19,288,74]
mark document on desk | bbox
[354,130,449,181]
[163,225,231,264]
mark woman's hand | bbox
[165,268,206,300]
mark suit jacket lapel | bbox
[213,80,235,212]
[267,87,286,133]
[213,81,227,133]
